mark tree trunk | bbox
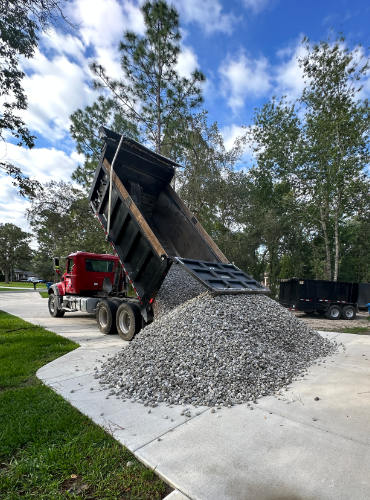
[268,244,279,298]
[319,206,331,280]
[333,209,340,281]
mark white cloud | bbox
[242,0,270,14]
[219,53,271,111]
[360,76,370,99]
[68,0,129,48]
[221,124,246,150]
[0,142,83,185]
[0,143,84,235]
[40,28,85,63]
[221,124,257,169]
[173,0,238,35]
[0,176,32,234]
[93,46,122,80]
[65,0,146,80]
[176,46,199,78]
[20,48,95,141]
[274,42,307,100]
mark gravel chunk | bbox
[98,291,337,407]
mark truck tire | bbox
[342,305,356,320]
[116,303,141,341]
[48,293,65,317]
[325,304,341,320]
[96,299,118,334]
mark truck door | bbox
[64,258,77,294]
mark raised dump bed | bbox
[89,127,268,307]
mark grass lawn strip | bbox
[338,326,370,335]
[0,281,47,289]
[0,311,170,499]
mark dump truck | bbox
[48,127,269,340]
[279,278,359,319]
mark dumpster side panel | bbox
[279,279,299,307]
[358,283,370,308]
[279,278,360,313]
[313,280,358,303]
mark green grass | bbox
[0,311,170,499]
[0,281,47,289]
[338,326,370,335]
[39,291,49,298]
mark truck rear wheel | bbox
[116,303,141,341]
[325,304,341,320]
[96,299,117,334]
[48,294,65,317]
[342,305,356,320]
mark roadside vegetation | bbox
[0,311,169,499]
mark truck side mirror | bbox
[54,257,60,268]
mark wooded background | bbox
[1,1,369,295]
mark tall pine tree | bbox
[89,0,204,156]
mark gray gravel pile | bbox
[152,263,205,318]
[98,292,337,407]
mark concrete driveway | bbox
[1,291,370,499]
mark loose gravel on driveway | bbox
[98,265,337,408]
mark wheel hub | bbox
[119,311,131,334]
[99,308,108,328]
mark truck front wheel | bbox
[48,294,65,318]
[96,300,117,334]
[116,303,141,341]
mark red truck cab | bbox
[56,252,120,295]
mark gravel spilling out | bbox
[152,264,205,319]
[98,268,337,407]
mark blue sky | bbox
[1,0,369,233]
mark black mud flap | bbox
[174,257,270,295]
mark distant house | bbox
[13,269,34,281]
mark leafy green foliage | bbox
[0,223,33,282]
[70,96,139,189]
[0,0,67,196]
[175,112,263,275]
[27,181,110,275]
[249,36,369,285]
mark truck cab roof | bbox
[66,252,119,261]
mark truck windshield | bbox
[85,259,114,272]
